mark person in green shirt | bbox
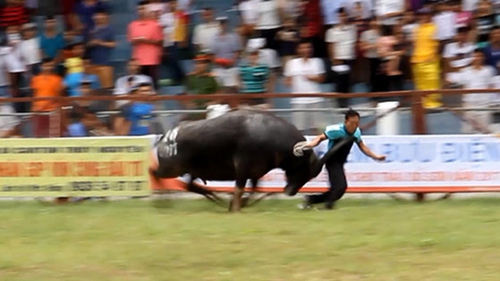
[183,54,221,120]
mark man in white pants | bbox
[284,39,326,134]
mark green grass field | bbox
[1,198,500,281]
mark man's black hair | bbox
[337,7,346,14]
[138,0,149,6]
[297,38,312,46]
[46,15,55,21]
[345,108,360,120]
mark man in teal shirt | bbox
[298,109,386,210]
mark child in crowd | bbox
[64,41,85,75]
[20,23,41,78]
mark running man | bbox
[298,109,386,210]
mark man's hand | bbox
[373,154,386,162]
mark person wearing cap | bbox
[183,53,220,119]
[20,22,41,76]
[411,7,442,109]
[211,16,242,94]
[113,58,155,108]
[237,46,271,108]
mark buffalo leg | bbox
[230,179,246,212]
[186,179,225,207]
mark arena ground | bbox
[1,198,500,281]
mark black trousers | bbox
[307,161,347,209]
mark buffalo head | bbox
[284,137,356,196]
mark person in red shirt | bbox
[128,0,163,88]
[0,0,28,28]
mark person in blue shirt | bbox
[64,57,101,97]
[297,109,386,210]
[116,83,155,136]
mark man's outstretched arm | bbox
[357,141,386,161]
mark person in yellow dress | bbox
[411,7,442,109]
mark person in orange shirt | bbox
[31,58,64,138]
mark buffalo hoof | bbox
[228,195,250,211]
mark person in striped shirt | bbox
[237,47,270,109]
[0,0,28,29]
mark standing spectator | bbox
[433,0,457,53]
[20,23,41,77]
[72,0,109,40]
[298,0,325,58]
[113,58,154,108]
[128,0,163,88]
[375,0,405,27]
[447,48,496,133]
[443,26,475,87]
[360,17,381,93]
[238,0,259,43]
[4,24,26,113]
[31,58,64,138]
[276,16,299,66]
[326,8,357,108]
[238,47,271,108]
[192,7,220,53]
[284,39,325,134]
[212,17,242,94]
[401,10,418,86]
[183,53,220,119]
[159,0,187,85]
[0,0,28,29]
[0,96,20,138]
[484,26,500,73]
[344,0,373,20]
[474,0,495,48]
[148,0,167,19]
[24,0,38,18]
[87,8,116,89]
[255,0,283,51]
[64,57,101,97]
[40,16,65,65]
[411,8,441,109]
[247,37,281,93]
[0,45,10,98]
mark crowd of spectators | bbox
[1,0,500,138]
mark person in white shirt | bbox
[0,49,10,98]
[0,98,20,138]
[443,26,475,88]
[20,23,41,78]
[239,0,260,42]
[255,0,283,51]
[113,59,154,108]
[192,7,220,53]
[4,25,27,113]
[375,0,405,26]
[326,7,357,107]
[447,49,497,134]
[284,39,326,134]
[433,1,457,54]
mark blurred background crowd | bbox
[0,0,500,138]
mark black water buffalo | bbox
[150,109,336,212]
